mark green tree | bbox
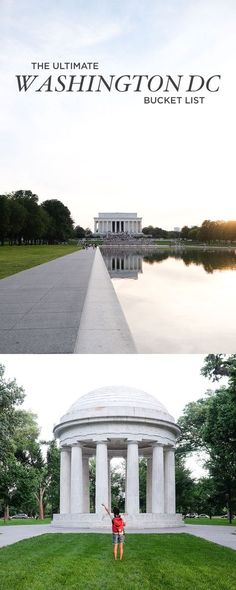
[0,195,10,245]
[42,199,74,242]
[44,440,60,516]
[89,458,96,513]
[8,199,27,244]
[0,405,46,520]
[10,190,43,244]
[139,458,147,513]
[74,225,86,239]
[201,354,236,387]
[175,453,195,514]
[111,461,125,511]
[178,357,236,523]
[0,364,25,463]
[180,225,190,239]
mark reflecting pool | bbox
[102,248,236,353]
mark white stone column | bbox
[71,444,83,514]
[83,456,90,513]
[146,456,152,513]
[95,441,108,514]
[108,458,111,511]
[152,444,164,513]
[164,447,176,514]
[126,441,139,514]
[125,457,128,513]
[60,447,71,514]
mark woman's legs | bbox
[119,542,124,560]
[113,543,118,560]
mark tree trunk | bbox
[4,504,10,522]
[38,485,45,520]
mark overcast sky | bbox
[0,0,235,229]
[1,353,224,477]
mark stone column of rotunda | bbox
[146,456,152,512]
[164,446,176,513]
[82,455,90,512]
[125,441,139,514]
[70,444,83,513]
[95,441,109,513]
[60,447,71,514]
[152,443,164,513]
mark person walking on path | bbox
[102,504,126,561]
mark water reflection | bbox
[143,250,236,274]
[102,248,236,278]
[102,252,143,279]
[101,247,236,353]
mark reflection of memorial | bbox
[103,253,143,279]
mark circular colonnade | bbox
[53,386,182,529]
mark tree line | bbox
[143,220,236,243]
[0,190,90,245]
[142,226,179,239]
[177,354,236,521]
[180,220,236,243]
[0,365,59,520]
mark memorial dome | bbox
[58,385,175,427]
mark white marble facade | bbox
[94,212,142,235]
[53,386,182,529]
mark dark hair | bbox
[113,507,120,517]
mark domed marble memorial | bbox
[53,386,182,529]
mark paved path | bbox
[75,249,136,353]
[1,524,236,551]
[0,249,95,353]
[0,525,52,548]
[185,524,236,552]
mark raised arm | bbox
[101,503,112,520]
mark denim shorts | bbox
[112,532,125,544]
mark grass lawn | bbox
[0,245,81,279]
[185,518,236,526]
[0,533,236,590]
[0,518,51,526]
[155,240,172,245]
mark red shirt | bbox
[112,516,124,533]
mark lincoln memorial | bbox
[94,212,142,235]
[53,386,182,529]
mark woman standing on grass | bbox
[102,504,126,561]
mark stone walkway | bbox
[1,524,236,551]
[0,249,95,353]
[185,524,236,552]
[74,249,136,354]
